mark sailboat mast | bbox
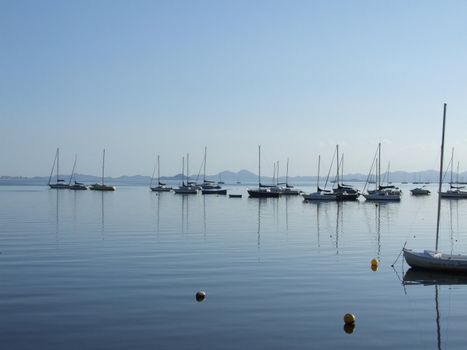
[286,158,289,186]
[378,142,381,189]
[341,154,344,185]
[336,145,339,186]
[187,153,190,184]
[273,162,276,185]
[102,149,105,185]
[258,145,261,187]
[158,155,161,184]
[182,156,185,186]
[457,161,460,185]
[450,148,454,185]
[69,154,77,185]
[317,155,321,191]
[48,149,58,185]
[203,146,207,182]
[435,103,447,252]
[57,148,60,182]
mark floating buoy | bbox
[196,291,206,302]
[371,258,379,267]
[343,313,356,325]
[371,264,378,272]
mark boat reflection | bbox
[403,268,467,350]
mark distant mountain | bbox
[1,169,464,186]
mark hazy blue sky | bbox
[2,0,467,177]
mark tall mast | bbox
[450,148,454,185]
[341,154,344,185]
[277,160,280,186]
[102,149,105,185]
[150,156,157,188]
[378,142,381,189]
[48,149,58,185]
[273,162,276,185]
[187,153,190,184]
[435,103,447,252]
[457,161,460,185]
[258,145,261,187]
[182,156,185,186]
[57,148,60,182]
[336,145,339,186]
[203,146,207,182]
[286,158,289,186]
[158,155,161,184]
[317,155,321,191]
[69,154,77,185]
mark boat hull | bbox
[89,184,116,191]
[150,186,172,192]
[202,189,227,195]
[403,249,467,272]
[302,192,336,201]
[49,184,70,189]
[248,189,280,198]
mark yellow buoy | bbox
[371,264,378,272]
[343,313,356,325]
[371,258,379,267]
[195,291,206,302]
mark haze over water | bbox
[2,184,467,349]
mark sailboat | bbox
[174,155,198,194]
[280,158,302,195]
[332,145,359,200]
[248,146,280,198]
[440,149,467,199]
[150,155,172,192]
[89,149,116,191]
[68,154,88,190]
[200,147,226,195]
[302,155,336,201]
[48,148,70,189]
[403,103,467,272]
[363,143,401,201]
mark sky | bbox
[1,0,467,177]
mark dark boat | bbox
[248,146,281,198]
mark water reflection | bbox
[403,268,467,350]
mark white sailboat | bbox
[280,158,302,195]
[302,155,336,201]
[150,155,172,192]
[200,147,226,195]
[48,148,70,189]
[174,155,198,194]
[440,149,467,199]
[363,143,401,201]
[403,103,467,272]
[89,149,116,191]
[68,154,88,190]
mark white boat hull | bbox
[403,249,467,272]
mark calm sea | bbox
[1,184,467,349]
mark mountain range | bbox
[1,169,465,185]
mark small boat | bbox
[48,148,70,189]
[248,146,280,198]
[363,143,401,201]
[302,155,336,201]
[68,155,87,190]
[174,155,198,194]
[150,155,172,192]
[89,149,116,191]
[200,147,226,194]
[280,158,302,195]
[332,146,360,201]
[410,187,430,196]
[440,151,467,199]
[229,194,242,198]
[404,103,467,272]
[201,188,227,195]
